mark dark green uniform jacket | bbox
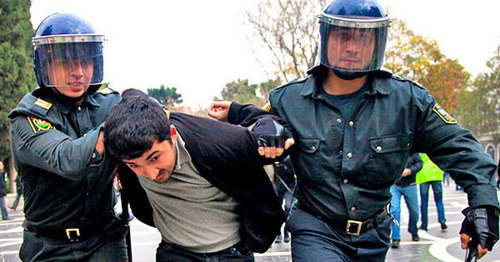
[9,86,123,261]
[228,66,499,223]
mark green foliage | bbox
[217,79,261,106]
[215,79,282,107]
[455,45,500,135]
[384,19,470,113]
[258,78,281,102]
[0,0,35,159]
[147,84,183,108]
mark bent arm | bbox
[413,90,499,210]
[11,117,103,181]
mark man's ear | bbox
[170,125,177,142]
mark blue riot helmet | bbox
[318,0,391,77]
[32,13,105,91]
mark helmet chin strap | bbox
[332,68,368,80]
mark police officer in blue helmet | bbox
[9,13,128,261]
[318,0,390,80]
[209,0,499,260]
[33,13,105,101]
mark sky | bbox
[30,0,500,108]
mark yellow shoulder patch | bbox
[34,99,52,110]
[433,104,457,124]
[261,102,271,112]
[97,87,113,95]
[27,117,56,133]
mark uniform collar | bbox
[32,87,99,114]
[85,94,100,108]
[302,66,391,98]
[368,71,391,96]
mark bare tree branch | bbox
[245,0,327,83]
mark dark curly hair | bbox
[104,89,171,160]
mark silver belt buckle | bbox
[346,220,362,236]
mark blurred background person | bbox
[416,153,447,231]
[390,153,422,248]
[0,161,11,221]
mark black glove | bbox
[252,116,292,148]
[460,207,499,251]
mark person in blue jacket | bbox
[209,0,499,260]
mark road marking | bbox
[429,237,462,262]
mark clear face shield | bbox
[319,13,390,73]
[33,34,105,88]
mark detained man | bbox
[103,89,293,261]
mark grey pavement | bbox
[1,182,499,262]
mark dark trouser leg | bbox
[156,241,254,262]
[419,182,430,228]
[87,236,129,262]
[0,197,9,219]
[287,206,391,261]
[431,181,446,223]
[403,185,420,235]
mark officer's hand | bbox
[208,101,231,122]
[251,116,294,158]
[459,207,499,259]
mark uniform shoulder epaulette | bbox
[389,72,425,89]
[97,87,115,95]
[30,98,52,116]
[275,76,308,90]
[378,67,393,77]
[96,83,118,95]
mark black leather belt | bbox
[24,217,112,242]
[298,204,388,236]
[159,240,250,256]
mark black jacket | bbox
[395,153,423,187]
[0,171,7,197]
[227,67,499,221]
[119,112,286,253]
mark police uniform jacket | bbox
[227,66,499,223]
[9,86,121,233]
[119,112,286,253]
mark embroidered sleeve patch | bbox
[27,117,56,133]
[261,102,271,112]
[433,104,457,124]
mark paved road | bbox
[1,181,499,261]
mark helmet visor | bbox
[319,15,389,72]
[33,35,105,88]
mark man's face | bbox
[122,139,177,183]
[48,58,93,98]
[327,28,376,70]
